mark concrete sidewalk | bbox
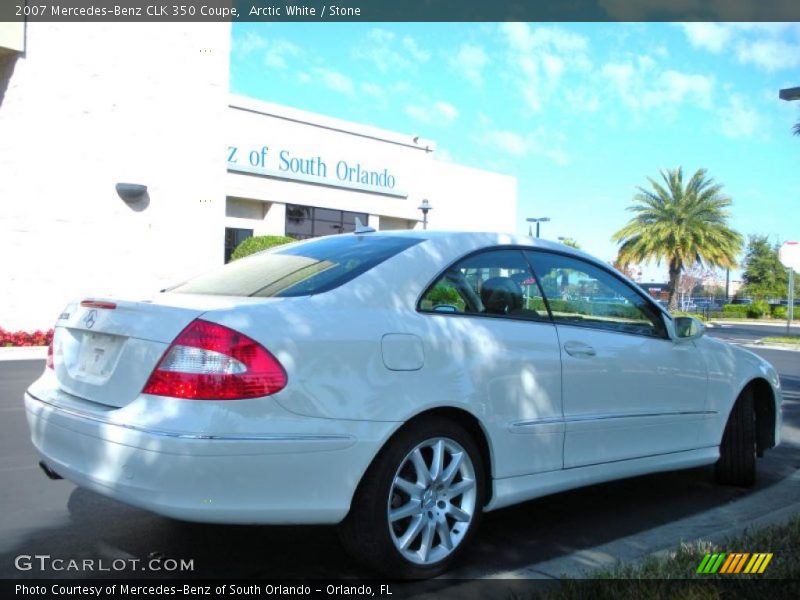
[0,346,47,361]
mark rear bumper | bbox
[25,391,396,524]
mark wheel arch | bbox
[351,406,495,513]
[731,377,777,454]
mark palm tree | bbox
[794,118,800,136]
[612,167,743,311]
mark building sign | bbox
[227,144,407,198]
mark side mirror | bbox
[672,316,705,341]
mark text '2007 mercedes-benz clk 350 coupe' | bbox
[25,230,782,578]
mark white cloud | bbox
[736,39,800,72]
[485,130,528,156]
[482,128,570,165]
[680,23,732,53]
[719,94,765,139]
[232,32,300,69]
[678,22,800,72]
[647,70,713,109]
[263,39,300,69]
[450,43,489,85]
[312,68,355,95]
[500,23,588,54]
[601,61,713,113]
[405,101,459,126]
[354,28,430,72]
[498,23,591,113]
[402,36,431,63]
[360,82,385,98]
[565,87,601,112]
[232,31,266,56]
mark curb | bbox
[0,346,47,361]
[481,470,800,580]
[710,320,799,328]
[743,342,800,353]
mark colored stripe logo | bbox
[697,552,773,574]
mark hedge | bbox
[721,304,750,318]
[230,235,295,261]
[1,328,54,347]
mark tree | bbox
[612,167,743,311]
[611,258,642,282]
[560,238,581,249]
[676,263,714,310]
[739,235,789,300]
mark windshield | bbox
[171,235,422,297]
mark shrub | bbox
[0,327,54,347]
[772,306,798,320]
[230,235,295,261]
[426,284,462,307]
[721,304,749,318]
[747,299,770,319]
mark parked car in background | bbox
[25,231,783,578]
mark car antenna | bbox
[354,217,376,234]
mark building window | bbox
[285,204,368,240]
[224,227,254,263]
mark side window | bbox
[525,251,667,338]
[419,249,550,321]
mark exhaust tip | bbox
[38,461,62,480]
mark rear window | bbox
[171,235,422,298]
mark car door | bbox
[525,250,708,469]
[418,248,564,477]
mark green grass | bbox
[545,515,800,599]
[761,335,800,345]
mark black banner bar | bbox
[3,0,800,23]
[4,578,800,600]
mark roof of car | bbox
[359,229,591,258]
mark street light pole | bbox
[779,87,799,333]
[417,199,432,230]
[526,217,551,239]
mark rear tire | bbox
[338,417,485,579]
[715,388,756,487]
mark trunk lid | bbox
[51,294,272,408]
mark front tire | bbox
[715,388,757,487]
[338,417,485,579]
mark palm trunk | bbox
[667,260,682,312]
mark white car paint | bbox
[25,231,783,527]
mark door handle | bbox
[563,341,596,358]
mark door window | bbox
[526,251,667,338]
[419,249,549,321]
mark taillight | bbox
[46,340,54,370]
[142,319,287,400]
[80,299,117,309]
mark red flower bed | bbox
[0,327,54,347]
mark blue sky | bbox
[230,23,800,282]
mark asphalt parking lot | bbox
[1,324,798,583]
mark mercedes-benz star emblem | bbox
[84,309,97,329]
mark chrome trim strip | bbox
[511,410,717,429]
[26,393,353,443]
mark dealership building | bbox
[0,23,517,330]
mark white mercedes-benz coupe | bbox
[26,231,782,578]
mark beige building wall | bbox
[225,95,517,236]
[0,23,231,330]
[0,22,24,53]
